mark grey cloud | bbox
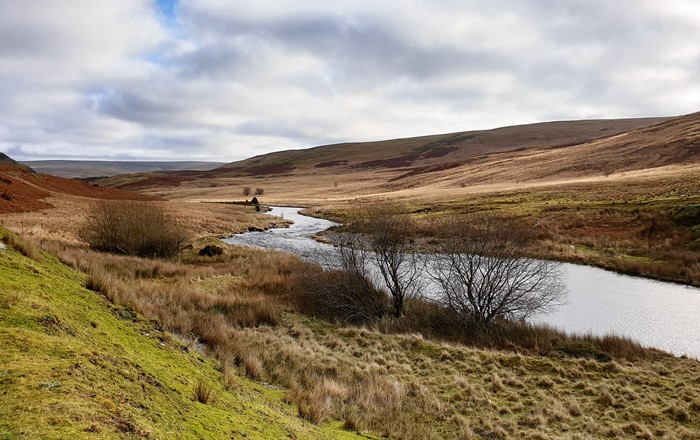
[92,89,187,126]
[2,0,699,161]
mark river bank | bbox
[225,206,700,359]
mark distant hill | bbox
[91,113,700,202]
[0,152,34,173]
[20,160,225,178]
[212,117,670,177]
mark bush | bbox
[299,269,386,324]
[80,201,188,258]
[198,245,223,257]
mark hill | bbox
[21,160,226,178]
[0,228,354,439]
[97,116,674,194]
[0,152,33,173]
[212,116,670,177]
[0,164,155,214]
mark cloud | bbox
[1,0,699,161]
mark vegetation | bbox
[79,200,188,257]
[15,221,691,439]
[427,212,566,328]
[0,227,356,439]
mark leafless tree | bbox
[255,187,265,195]
[356,206,424,318]
[427,213,565,329]
[242,187,251,197]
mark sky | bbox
[2,1,700,162]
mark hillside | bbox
[0,228,355,439]
[0,153,33,173]
[2,223,699,439]
[96,116,676,194]
[0,164,154,214]
[21,160,226,179]
[212,116,670,177]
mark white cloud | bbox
[1,0,699,161]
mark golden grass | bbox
[37,235,697,438]
[3,188,700,439]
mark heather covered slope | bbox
[0,164,155,214]
[0,153,33,173]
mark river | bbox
[223,206,700,359]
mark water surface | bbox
[223,206,700,358]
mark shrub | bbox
[80,201,188,258]
[299,269,386,324]
[198,245,223,257]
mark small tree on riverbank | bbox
[323,205,423,319]
[359,205,423,318]
[427,213,565,329]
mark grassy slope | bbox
[213,117,670,174]
[0,228,360,440]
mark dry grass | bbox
[40,236,696,439]
[192,378,215,404]
[1,229,42,261]
[3,189,699,439]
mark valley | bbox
[1,113,699,439]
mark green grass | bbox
[0,227,364,440]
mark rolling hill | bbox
[94,113,700,202]
[212,116,670,177]
[0,153,154,214]
[21,160,226,178]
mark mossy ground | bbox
[0,228,362,440]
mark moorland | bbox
[1,113,699,439]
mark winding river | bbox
[224,206,700,359]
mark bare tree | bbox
[255,187,265,195]
[427,213,565,329]
[357,206,423,318]
[242,187,251,197]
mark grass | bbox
[0,227,360,439]
[2,181,700,438]
[22,225,694,439]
